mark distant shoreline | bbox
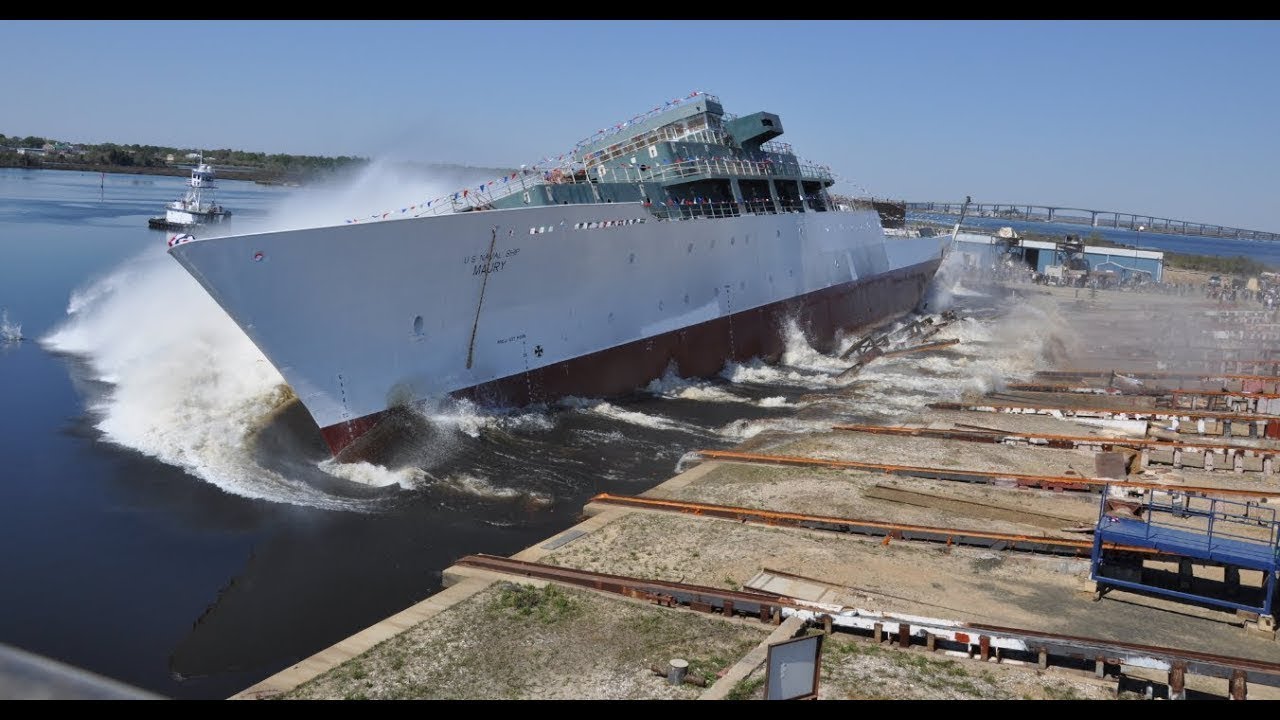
[0,160,294,185]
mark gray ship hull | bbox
[168,201,946,457]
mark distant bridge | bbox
[906,201,1280,243]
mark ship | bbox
[166,92,948,459]
[148,158,232,230]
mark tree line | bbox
[0,133,368,183]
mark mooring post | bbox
[1229,669,1248,700]
[1168,662,1186,700]
[668,659,688,686]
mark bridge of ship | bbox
[450,94,845,220]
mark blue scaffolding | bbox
[1090,488,1280,617]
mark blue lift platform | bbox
[1091,488,1280,618]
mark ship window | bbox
[628,253,635,264]
[413,316,424,335]
[762,119,774,127]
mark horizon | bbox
[2,20,1277,232]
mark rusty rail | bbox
[928,401,1280,424]
[451,554,1280,691]
[928,401,1280,440]
[693,449,1280,498]
[1037,370,1280,382]
[831,424,1279,475]
[587,493,1158,558]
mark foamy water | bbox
[422,471,553,505]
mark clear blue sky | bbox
[3,20,1278,231]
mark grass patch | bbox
[726,675,765,700]
[1043,683,1083,700]
[485,582,582,625]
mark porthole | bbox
[413,316,424,335]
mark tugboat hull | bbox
[148,213,232,231]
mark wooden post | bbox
[898,623,910,649]
[873,622,883,644]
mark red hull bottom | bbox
[320,258,941,458]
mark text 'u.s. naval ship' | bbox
[167,92,948,458]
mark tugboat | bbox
[148,157,232,230]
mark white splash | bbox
[411,396,556,439]
[37,162,516,510]
[318,459,428,489]
[644,365,751,404]
[559,395,707,434]
[223,158,506,236]
[0,309,21,342]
